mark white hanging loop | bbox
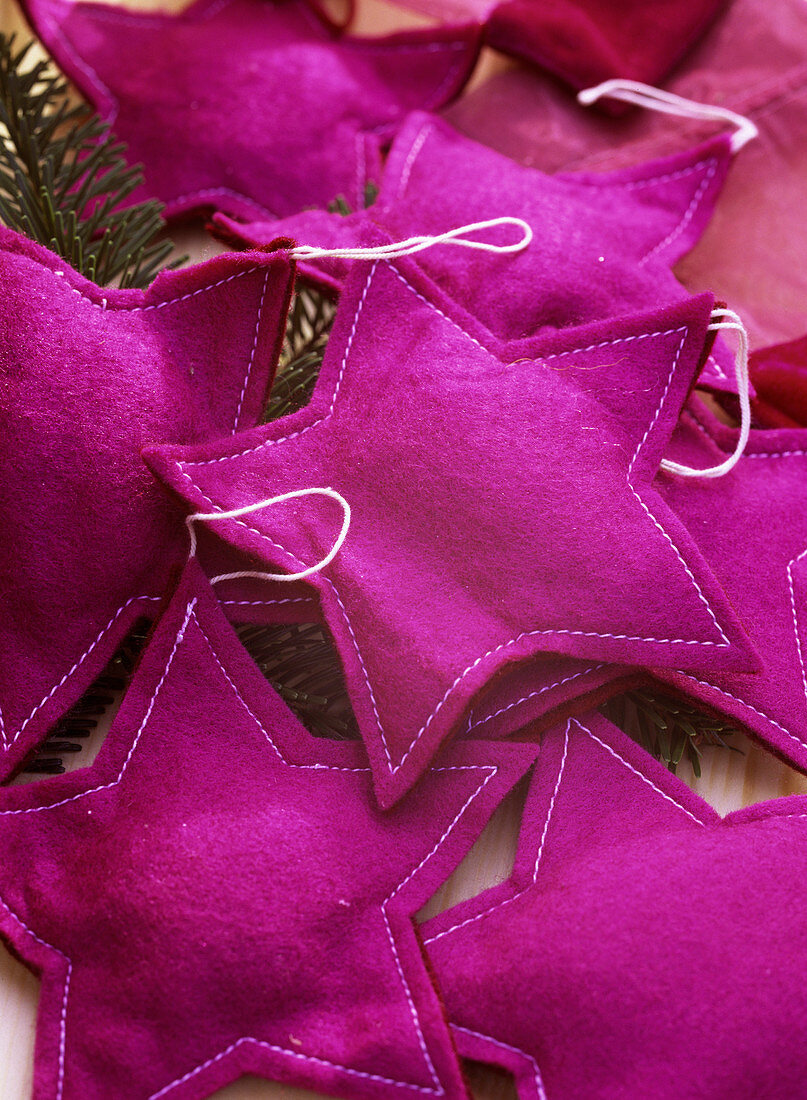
[186,487,351,583]
[290,216,533,262]
[661,307,750,479]
[577,79,758,153]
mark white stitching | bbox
[0,898,72,1099]
[233,270,269,431]
[452,1026,548,1100]
[396,121,432,200]
[7,595,162,748]
[465,664,605,735]
[424,715,707,948]
[175,266,735,776]
[585,729,708,826]
[423,721,570,946]
[638,160,717,265]
[0,596,501,1097]
[56,264,263,313]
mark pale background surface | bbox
[1,0,804,1095]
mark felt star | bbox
[145,257,756,806]
[643,396,807,779]
[0,559,537,1100]
[20,0,479,223]
[0,225,295,780]
[483,0,728,93]
[422,711,807,1100]
[749,334,807,428]
[216,110,737,385]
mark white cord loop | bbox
[577,79,758,153]
[290,216,534,261]
[661,308,750,479]
[186,487,351,583]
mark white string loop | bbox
[290,216,533,261]
[186,487,351,584]
[577,79,758,153]
[661,307,750,479]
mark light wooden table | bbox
[1,0,804,1095]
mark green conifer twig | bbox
[0,32,179,288]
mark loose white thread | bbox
[577,79,759,152]
[186,486,351,583]
[661,308,750,478]
[290,217,533,262]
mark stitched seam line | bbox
[177,269,733,777]
[452,1026,547,1100]
[465,664,605,735]
[638,160,716,265]
[55,264,262,312]
[7,595,163,747]
[233,270,269,431]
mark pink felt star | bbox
[0,226,295,780]
[645,395,807,779]
[0,560,536,1100]
[20,0,479,222]
[145,257,756,806]
[423,711,807,1100]
[216,110,737,386]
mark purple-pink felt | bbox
[0,226,294,780]
[146,257,756,806]
[0,559,537,1100]
[20,0,479,222]
[645,396,807,779]
[218,111,736,385]
[423,711,807,1100]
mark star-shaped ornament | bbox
[0,226,295,779]
[642,395,807,778]
[749,333,807,427]
[217,111,737,385]
[20,0,479,222]
[0,560,537,1100]
[146,257,756,806]
[423,711,807,1100]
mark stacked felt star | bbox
[145,256,756,806]
[19,0,479,222]
[217,110,737,385]
[644,396,807,778]
[0,560,537,1100]
[423,711,807,1100]
[0,226,295,780]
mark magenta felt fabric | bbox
[145,257,756,807]
[446,0,807,354]
[642,397,807,779]
[19,0,478,222]
[0,226,295,780]
[218,111,737,384]
[0,559,537,1100]
[423,711,807,1100]
[484,0,728,92]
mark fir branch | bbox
[604,689,742,777]
[0,32,179,288]
[264,285,336,421]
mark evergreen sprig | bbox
[604,689,741,776]
[0,32,177,287]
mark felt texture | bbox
[0,225,295,780]
[749,335,807,428]
[423,711,807,1099]
[145,257,756,807]
[445,0,807,354]
[463,655,638,744]
[218,111,736,385]
[644,396,807,778]
[484,0,728,92]
[0,559,537,1100]
[19,0,479,222]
